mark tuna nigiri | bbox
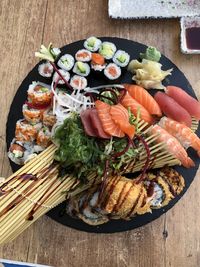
[154,92,192,127]
[121,92,153,124]
[124,84,162,117]
[110,103,135,139]
[151,125,194,168]
[159,117,200,156]
[166,85,200,120]
[95,100,124,138]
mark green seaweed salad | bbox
[53,113,140,181]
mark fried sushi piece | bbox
[27,82,52,106]
[36,126,52,148]
[15,119,38,142]
[42,108,56,127]
[22,103,42,123]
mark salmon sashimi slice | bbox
[124,84,162,117]
[121,92,153,124]
[95,100,125,138]
[151,125,194,168]
[159,117,200,156]
[110,103,135,139]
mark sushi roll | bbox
[99,42,117,60]
[75,49,92,62]
[42,108,56,127]
[28,82,52,107]
[70,75,88,90]
[8,139,26,165]
[38,62,53,78]
[84,36,102,52]
[36,126,52,148]
[73,61,90,77]
[15,119,38,142]
[57,54,74,71]
[91,53,106,74]
[113,50,130,68]
[22,103,42,123]
[104,63,121,81]
[53,69,70,85]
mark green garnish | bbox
[99,44,113,57]
[40,87,49,93]
[35,43,60,62]
[140,46,161,62]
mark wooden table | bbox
[0,1,200,266]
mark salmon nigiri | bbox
[151,125,194,168]
[121,92,153,124]
[159,117,200,156]
[110,103,135,139]
[124,84,162,117]
[95,100,124,138]
[154,92,192,127]
[166,85,200,120]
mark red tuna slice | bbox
[154,92,192,127]
[80,109,97,137]
[89,108,111,139]
[166,85,200,120]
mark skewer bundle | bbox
[0,119,198,244]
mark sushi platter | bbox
[1,37,200,243]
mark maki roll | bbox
[57,54,74,71]
[28,82,52,106]
[70,75,88,90]
[113,50,130,68]
[42,108,56,127]
[22,103,42,123]
[8,139,35,165]
[73,61,90,77]
[99,42,117,60]
[15,119,38,142]
[75,49,92,62]
[36,126,52,148]
[104,63,121,81]
[38,62,53,78]
[53,69,70,84]
[91,53,106,72]
[84,36,102,52]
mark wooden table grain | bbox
[0,1,200,266]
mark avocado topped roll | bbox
[99,42,117,60]
[57,54,75,71]
[73,61,90,77]
[113,50,130,68]
[22,103,42,123]
[84,36,102,52]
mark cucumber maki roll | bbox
[104,63,121,81]
[113,50,130,68]
[53,69,70,84]
[84,36,102,52]
[99,42,117,60]
[75,49,92,62]
[57,54,75,71]
[70,75,88,90]
[73,61,90,77]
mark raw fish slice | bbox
[159,117,200,156]
[95,100,124,138]
[121,92,153,124]
[110,103,135,139]
[80,109,97,137]
[124,84,162,117]
[151,125,194,168]
[166,86,200,120]
[154,92,192,127]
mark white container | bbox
[180,16,200,54]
